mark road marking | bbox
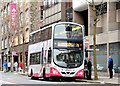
[0,79,21,84]
[0,79,34,86]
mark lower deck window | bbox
[30,52,41,65]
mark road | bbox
[0,71,116,86]
[0,71,93,85]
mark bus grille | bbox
[61,72,75,75]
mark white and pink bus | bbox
[27,22,85,80]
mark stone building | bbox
[73,0,120,73]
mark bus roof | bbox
[30,22,84,35]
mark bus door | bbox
[46,48,52,77]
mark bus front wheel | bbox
[31,69,37,80]
[43,68,49,81]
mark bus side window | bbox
[48,48,52,63]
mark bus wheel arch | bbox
[43,68,49,80]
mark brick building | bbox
[0,0,73,71]
[0,0,43,70]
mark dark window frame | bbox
[116,1,120,10]
[95,2,107,16]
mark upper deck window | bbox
[29,27,52,45]
[54,24,83,40]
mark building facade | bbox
[0,0,72,71]
[73,0,120,73]
[0,0,43,70]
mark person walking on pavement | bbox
[84,59,88,79]
[87,58,92,80]
[14,61,18,72]
[19,62,23,72]
[3,60,8,73]
[8,62,11,72]
[108,56,113,79]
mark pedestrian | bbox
[87,58,92,80]
[3,60,8,73]
[108,56,113,79]
[19,62,23,72]
[84,59,88,79]
[8,62,11,72]
[14,61,18,72]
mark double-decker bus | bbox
[27,22,85,80]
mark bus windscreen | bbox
[54,24,83,40]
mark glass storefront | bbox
[90,44,107,72]
[90,43,120,73]
[110,42,120,73]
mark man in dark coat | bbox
[87,58,92,80]
[84,59,88,79]
[108,56,113,79]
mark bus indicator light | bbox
[73,69,84,78]
[50,67,62,77]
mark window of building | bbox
[38,31,41,42]
[25,28,29,42]
[2,40,4,49]
[5,38,7,49]
[1,10,3,20]
[14,36,18,46]
[2,25,4,35]
[25,0,29,2]
[90,44,107,72]
[110,42,120,73]
[30,52,41,65]
[8,21,10,28]
[25,0,29,4]
[25,9,29,24]
[116,1,120,9]
[19,33,23,44]
[96,2,107,16]
[43,0,60,10]
[7,4,10,15]
[20,0,23,7]
[40,6,43,20]
[66,7,73,22]
[5,24,7,34]
[14,0,18,3]
[4,7,7,17]
[20,12,23,27]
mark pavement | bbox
[13,71,120,85]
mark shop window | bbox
[110,42,120,73]
[90,44,107,72]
